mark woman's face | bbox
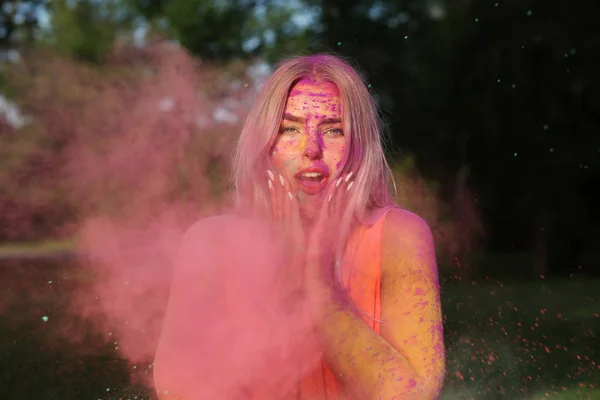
[271,79,347,211]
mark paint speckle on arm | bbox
[379,208,446,397]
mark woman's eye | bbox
[280,126,300,134]
[325,128,344,136]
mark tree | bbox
[304,0,599,276]
[0,0,48,50]
[127,0,312,62]
[49,0,135,63]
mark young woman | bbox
[153,54,446,400]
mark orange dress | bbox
[297,207,393,400]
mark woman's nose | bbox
[303,134,323,160]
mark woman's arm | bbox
[153,217,229,400]
[309,209,446,400]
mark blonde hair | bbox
[233,53,395,285]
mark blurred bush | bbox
[0,43,259,241]
[392,155,484,280]
[1,41,483,281]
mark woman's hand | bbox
[267,169,306,305]
[266,169,355,314]
[304,172,355,311]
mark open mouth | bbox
[294,170,329,194]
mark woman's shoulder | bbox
[381,207,432,236]
[174,214,275,272]
[382,207,432,246]
[366,206,434,253]
[379,207,437,275]
[182,214,271,241]
[364,206,429,231]
[179,213,275,259]
[175,214,280,279]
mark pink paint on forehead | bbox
[289,89,331,98]
[290,79,339,94]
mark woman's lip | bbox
[294,176,329,194]
[294,168,329,179]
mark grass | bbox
[0,256,156,399]
[529,388,600,399]
[440,279,599,399]
[0,252,598,399]
[0,239,76,258]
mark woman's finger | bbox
[276,172,286,221]
[313,172,354,247]
[336,172,354,213]
[324,174,345,217]
[273,171,284,221]
[267,169,277,220]
[281,175,303,249]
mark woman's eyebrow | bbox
[282,113,304,123]
[282,114,342,126]
[319,117,342,125]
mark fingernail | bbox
[347,181,354,191]
[287,192,293,200]
[336,177,343,187]
[268,180,273,189]
[279,174,285,186]
[267,170,275,181]
[345,172,353,182]
[328,194,332,202]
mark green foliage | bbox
[0,48,141,240]
[0,0,48,48]
[0,117,74,240]
[49,0,134,63]
[1,0,598,276]
[0,44,253,240]
[128,0,311,62]
[164,0,250,60]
